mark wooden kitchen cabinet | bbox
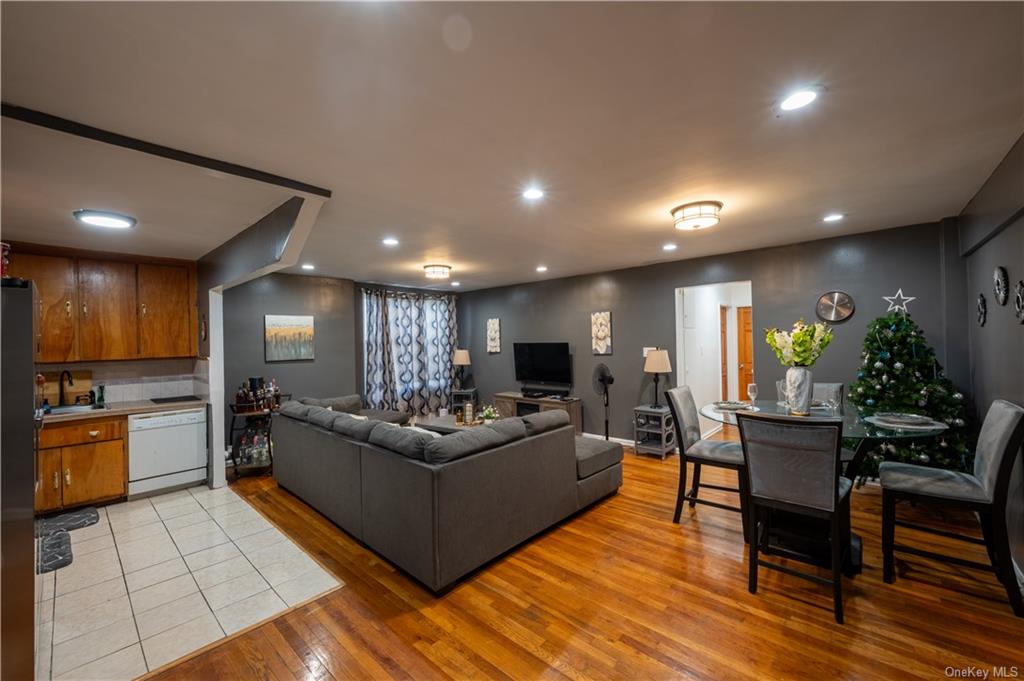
[60,441,126,507]
[35,449,63,513]
[138,263,192,358]
[77,259,138,360]
[7,253,78,362]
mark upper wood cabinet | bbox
[78,259,139,361]
[138,264,191,358]
[7,253,78,362]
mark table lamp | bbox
[643,349,671,407]
[453,349,471,389]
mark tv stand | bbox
[493,391,582,434]
[521,387,569,399]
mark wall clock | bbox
[977,293,987,327]
[1014,280,1024,324]
[993,266,1009,306]
[815,290,855,322]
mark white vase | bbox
[786,366,813,415]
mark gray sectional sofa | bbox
[273,400,623,592]
[297,395,410,425]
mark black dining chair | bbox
[735,411,851,623]
[665,386,748,540]
[880,399,1024,617]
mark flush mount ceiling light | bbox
[535,265,548,273]
[301,263,315,270]
[451,281,461,287]
[823,213,844,223]
[73,209,136,229]
[522,186,545,201]
[671,201,723,230]
[424,264,451,279]
[780,89,818,111]
[382,237,399,247]
[662,243,678,252]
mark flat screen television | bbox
[513,342,572,385]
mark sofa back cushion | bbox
[279,400,313,420]
[522,409,570,437]
[486,418,527,445]
[424,425,506,464]
[368,422,436,460]
[307,406,339,430]
[331,413,380,442]
[299,395,363,414]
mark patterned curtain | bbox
[363,288,457,415]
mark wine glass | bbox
[747,383,759,404]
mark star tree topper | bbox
[883,288,916,313]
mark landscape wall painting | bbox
[265,315,315,361]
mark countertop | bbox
[42,399,208,424]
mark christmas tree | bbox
[847,311,971,478]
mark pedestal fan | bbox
[592,364,615,440]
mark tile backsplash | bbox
[37,359,209,404]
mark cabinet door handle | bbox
[88,430,100,438]
[53,471,59,489]
[65,469,71,486]
[65,300,72,318]
[141,302,148,316]
[82,302,89,318]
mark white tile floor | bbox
[36,485,343,680]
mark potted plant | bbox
[480,405,500,423]
[764,319,834,415]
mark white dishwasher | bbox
[128,408,208,495]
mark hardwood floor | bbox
[150,433,1023,680]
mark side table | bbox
[633,404,677,459]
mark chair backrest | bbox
[972,400,1024,501]
[736,412,844,512]
[812,383,845,409]
[665,386,702,451]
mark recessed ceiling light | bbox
[301,263,315,270]
[382,237,399,247]
[663,243,678,252]
[823,213,844,223]
[522,186,545,201]
[536,265,548,273]
[671,201,723,230]
[451,281,461,287]
[780,89,818,111]
[424,264,451,279]
[73,209,136,229]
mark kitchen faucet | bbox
[58,369,74,406]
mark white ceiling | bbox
[2,2,1022,289]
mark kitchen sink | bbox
[48,404,108,415]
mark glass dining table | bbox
[699,400,949,574]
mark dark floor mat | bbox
[38,530,73,573]
[35,507,99,538]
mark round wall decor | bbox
[815,290,855,322]
[977,293,987,327]
[1014,280,1024,324]
[993,266,1009,305]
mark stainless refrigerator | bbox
[2,279,37,679]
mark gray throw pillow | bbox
[279,401,312,420]
[522,409,570,436]
[368,422,436,460]
[331,413,380,441]
[423,425,505,464]
[486,418,527,445]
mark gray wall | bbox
[223,272,357,440]
[458,221,967,441]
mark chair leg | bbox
[988,507,1024,618]
[882,490,896,584]
[748,507,760,595]
[673,457,688,524]
[688,462,702,508]
[831,515,845,624]
[738,470,751,544]
[978,511,998,567]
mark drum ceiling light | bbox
[424,264,452,279]
[73,209,136,229]
[671,201,723,230]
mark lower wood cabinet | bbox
[35,449,63,513]
[35,417,127,513]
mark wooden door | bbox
[137,264,191,357]
[77,260,137,360]
[35,449,63,512]
[7,253,78,362]
[60,440,125,506]
[719,306,729,400]
[736,306,754,398]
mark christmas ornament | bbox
[917,454,930,464]
[883,288,916,313]
[874,361,884,369]
[894,362,904,371]
[879,350,891,360]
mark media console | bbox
[493,391,583,434]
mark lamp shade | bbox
[453,349,471,366]
[643,349,672,374]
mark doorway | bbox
[675,281,753,433]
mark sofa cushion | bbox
[331,413,380,442]
[308,407,340,430]
[298,395,363,413]
[368,422,435,460]
[361,408,410,425]
[522,409,570,437]
[279,401,312,420]
[423,425,505,464]
[574,436,624,479]
[486,418,527,446]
